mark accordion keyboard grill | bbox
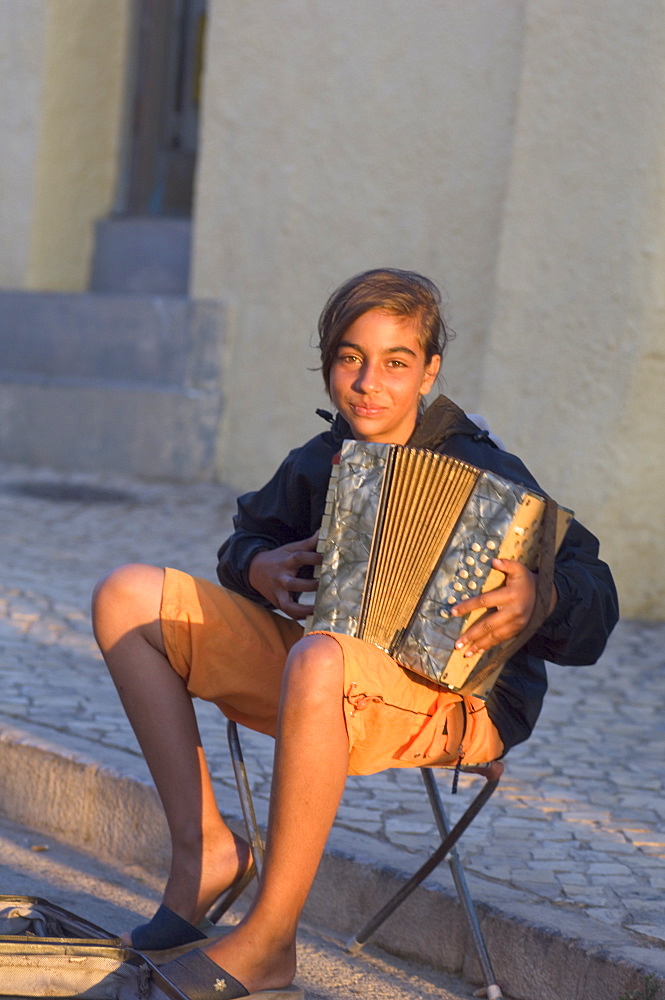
[359,448,479,651]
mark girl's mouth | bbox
[350,402,384,417]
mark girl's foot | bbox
[197,918,297,997]
[157,946,302,1000]
[125,831,254,950]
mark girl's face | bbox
[329,309,440,445]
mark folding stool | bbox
[222,718,504,1000]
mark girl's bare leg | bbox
[200,633,349,992]
[92,564,251,926]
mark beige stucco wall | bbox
[0,2,47,287]
[192,0,527,487]
[0,0,131,292]
[478,0,665,618]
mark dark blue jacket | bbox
[217,396,619,754]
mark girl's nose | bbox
[353,362,381,393]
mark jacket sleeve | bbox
[525,516,619,665]
[216,451,304,604]
[216,437,333,604]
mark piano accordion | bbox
[305,440,572,699]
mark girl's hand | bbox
[248,533,322,620]
[450,559,555,657]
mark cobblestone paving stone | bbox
[0,461,663,955]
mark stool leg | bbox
[421,769,503,1000]
[226,719,265,874]
[205,721,264,924]
[346,770,503,1000]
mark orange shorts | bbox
[160,567,503,776]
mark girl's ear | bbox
[420,354,441,395]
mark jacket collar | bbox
[408,395,484,450]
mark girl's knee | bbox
[91,563,164,639]
[93,562,147,610]
[283,634,344,698]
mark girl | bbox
[92,268,617,1000]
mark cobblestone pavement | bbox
[0,461,663,974]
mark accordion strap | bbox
[459,494,559,695]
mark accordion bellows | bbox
[305,440,571,699]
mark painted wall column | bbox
[478,0,665,616]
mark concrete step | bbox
[0,290,225,479]
[90,218,191,295]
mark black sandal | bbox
[130,904,206,952]
[155,948,303,1000]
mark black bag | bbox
[0,895,182,1000]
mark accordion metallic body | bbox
[305,440,571,699]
